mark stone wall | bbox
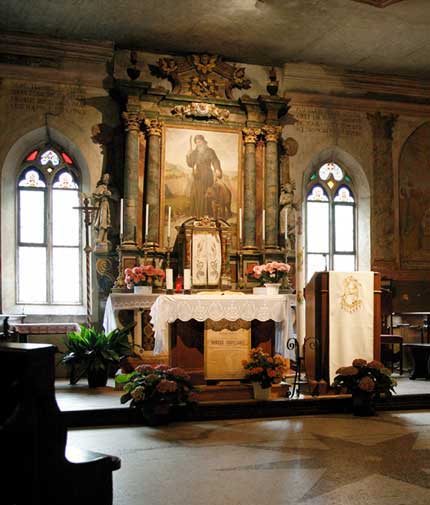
[1,35,430,324]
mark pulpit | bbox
[175,216,231,289]
[305,271,381,383]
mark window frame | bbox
[16,147,83,306]
[305,163,357,281]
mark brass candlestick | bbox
[73,196,98,326]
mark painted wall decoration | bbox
[399,122,430,264]
[162,125,241,247]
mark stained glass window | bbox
[61,152,73,164]
[26,150,38,161]
[17,146,82,305]
[53,170,78,189]
[40,149,60,167]
[306,162,356,281]
[18,168,46,188]
[319,162,344,182]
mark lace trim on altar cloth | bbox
[150,294,289,354]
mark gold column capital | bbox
[122,110,145,132]
[242,127,261,144]
[262,125,282,143]
[144,118,164,137]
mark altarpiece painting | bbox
[161,125,241,249]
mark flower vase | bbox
[252,382,272,401]
[141,403,171,426]
[264,283,281,295]
[351,389,376,416]
[134,285,152,295]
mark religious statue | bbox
[280,181,297,253]
[92,172,120,251]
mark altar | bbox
[150,293,291,383]
[103,292,295,383]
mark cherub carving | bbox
[192,54,218,75]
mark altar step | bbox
[195,382,291,402]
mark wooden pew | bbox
[0,342,120,505]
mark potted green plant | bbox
[332,358,397,416]
[61,323,134,388]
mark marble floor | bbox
[68,410,430,505]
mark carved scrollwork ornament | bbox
[122,111,144,132]
[242,127,261,144]
[172,102,230,122]
[144,118,163,137]
[283,137,299,157]
[262,125,282,143]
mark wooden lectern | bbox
[305,271,381,383]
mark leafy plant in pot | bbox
[61,323,135,388]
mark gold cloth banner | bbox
[329,272,374,383]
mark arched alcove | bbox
[1,127,90,316]
[399,121,430,266]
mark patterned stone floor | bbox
[68,411,430,505]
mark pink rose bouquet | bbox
[124,264,166,289]
[247,261,291,285]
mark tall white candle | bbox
[145,203,149,239]
[262,209,266,242]
[239,207,242,241]
[284,206,288,240]
[120,198,124,237]
[184,268,191,290]
[166,268,173,290]
[167,206,172,238]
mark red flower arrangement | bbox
[124,265,165,289]
[242,347,289,389]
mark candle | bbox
[262,209,266,242]
[120,198,124,237]
[145,203,149,240]
[167,206,172,238]
[166,268,174,290]
[184,268,191,291]
[284,206,288,240]
[239,207,242,241]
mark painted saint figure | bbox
[186,134,231,219]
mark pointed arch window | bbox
[306,162,356,282]
[17,146,82,305]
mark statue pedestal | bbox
[94,241,112,253]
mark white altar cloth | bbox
[103,293,159,333]
[150,294,290,355]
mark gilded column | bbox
[263,125,282,250]
[122,104,144,243]
[144,118,163,246]
[367,112,398,267]
[242,128,261,250]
